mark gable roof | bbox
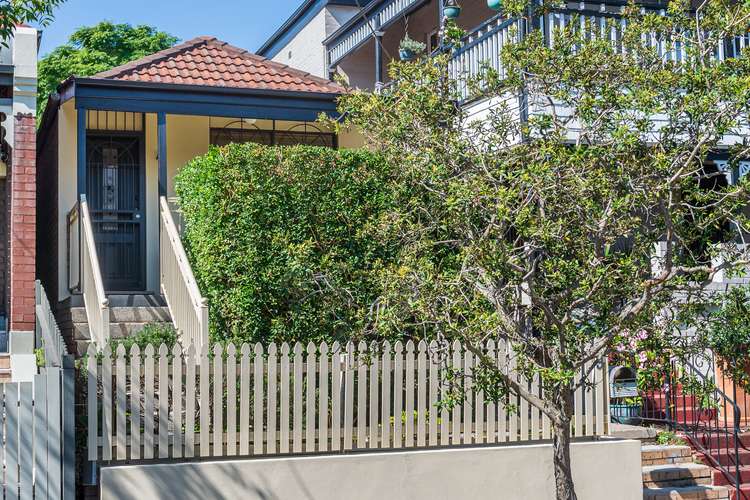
[93,36,345,94]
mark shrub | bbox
[175,144,397,345]
[111,323,178,353]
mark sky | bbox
[37,0,303,56]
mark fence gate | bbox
[0,366,76,499]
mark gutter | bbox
[58,77,343,103]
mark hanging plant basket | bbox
[487,0,502,11]
[399,35,426,61]
[443,0,461,19]
[399,48,416,61]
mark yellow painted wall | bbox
[165,115,210,196]
[57,99,78,301]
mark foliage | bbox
[109,323,177,353]
[35,347,45,367]
[0,0,64,45]
[37,22,177,116]
[330,1,750,498]
[175,144,398,346]
[656,430,687,447]
[399,35,425,54]
[707,285,750,389]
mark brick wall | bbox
[9,113,35,332]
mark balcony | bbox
[325,0,750,98]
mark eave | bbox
[57,77,341,122]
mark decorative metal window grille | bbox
[210,123,336,148]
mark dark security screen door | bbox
[86,135,145,291]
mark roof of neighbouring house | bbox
[92,35,345,94]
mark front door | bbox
[86,134,145,291]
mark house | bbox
[257,0,375,78]
[36,36,362,353]
[261,0,750,169]
[0,24,40,380]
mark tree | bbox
[332,1,750,498]
[37,22,178,116]
[0,0,64,44]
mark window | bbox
[210,124,336,148]
[427,30,440,53]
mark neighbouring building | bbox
[0,24,40,381]
[36,36,362,353]
[257,0,373,79]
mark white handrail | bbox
[79,195,110,348]
[159,196,209,353]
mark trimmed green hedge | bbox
[175,144,397,345]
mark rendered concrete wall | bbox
[271,9,329,78]
[269,5,359,79]
[100,439,642,500]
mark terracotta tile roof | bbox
[94,36,345,94]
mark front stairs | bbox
[642,445,731,499]
[57,294,172,354]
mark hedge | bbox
[174,144,397,345]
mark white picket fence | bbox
[1,369,76,499]
[87,340,608,462]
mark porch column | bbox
[76,108,86,197]
[157,112,167,197]
[374,18,383,87]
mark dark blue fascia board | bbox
[68,79,340,122]
[257,0,367,58]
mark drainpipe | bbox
[374,17,384,89]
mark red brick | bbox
[9,113,36,331]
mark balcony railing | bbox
[327,0,426,66]
[449,16,522,102]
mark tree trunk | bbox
[551,391,577,500]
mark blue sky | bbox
[38,0,303,56]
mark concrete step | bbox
[712,466,750,487]
[73,321,172,341]
[0,354,11,382]
[730,485,750,500]
[643,484,730,499]
[643,463,713,488]
[695,434,750,450]
[697,449,750,468]
[69,306,171,324]
[643,445,694,466]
